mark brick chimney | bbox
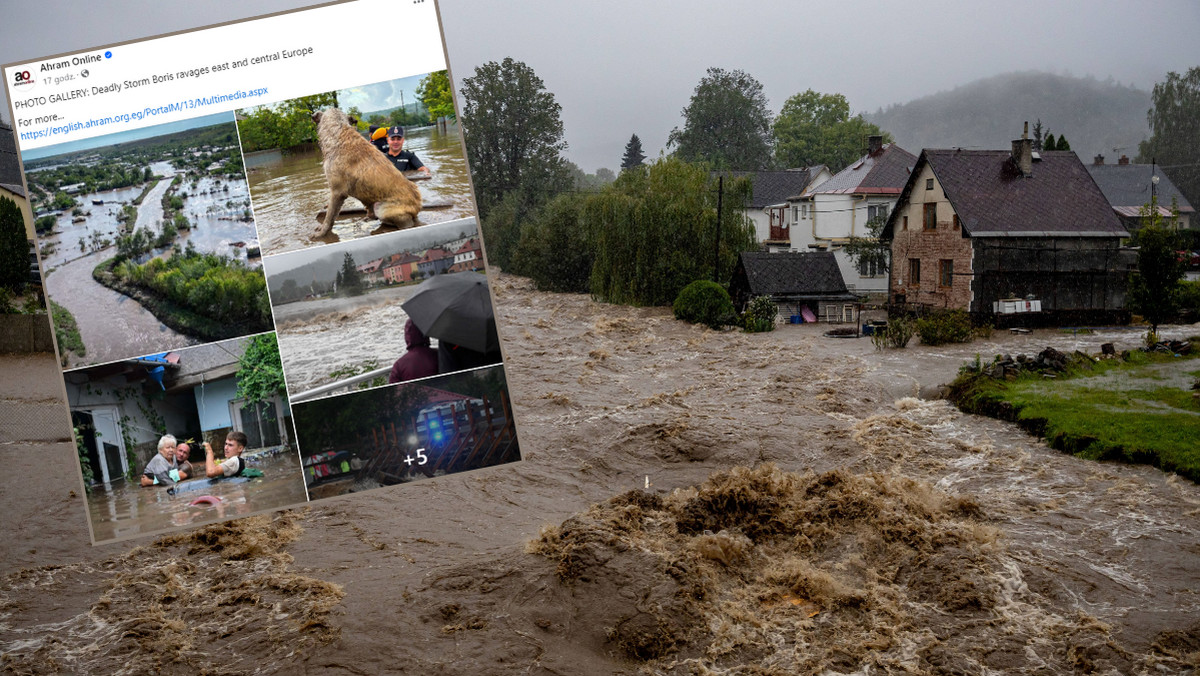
[1118,155,1130,165]
[1012,123,1033,177]
[867,135,883,157]
[1094,154,1105,165]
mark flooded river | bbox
[247,124,477,256]
[4,272,1199,673]
[37,184,142,269]
[46,250,200,368]
[274,284,432,396]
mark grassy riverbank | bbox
[949,348,1200,481]
[93,252,271,342]
[48,300,85,364]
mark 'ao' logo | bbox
[12,70,34,90]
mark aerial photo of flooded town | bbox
[26,113,272,368]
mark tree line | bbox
[236,70,456,153]
[460,57,1200,314]
[460,58,884,307]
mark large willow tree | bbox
[585,158,756,306]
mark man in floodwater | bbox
[204,431,249,478]
[380,126,431,176]
[175,442,195,479]
[140,434,189,487]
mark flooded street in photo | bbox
[273,284,433,396]
[247,124,477,256]
[85,451,309,543]
[4,272,1200,674]
[36,185,141,269]
[174,174,258,264]
[130,161,175,232]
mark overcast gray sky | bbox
[4,0,1199,172]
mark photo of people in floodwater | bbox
[238,72,477,256]
[292,364,518,500]
[262,218,498,401]
[24,113,272,369]
[63,334,308,543]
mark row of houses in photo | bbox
[356,236,484,286]
[735,128,1195,324]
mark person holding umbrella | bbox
[400,271,503,375]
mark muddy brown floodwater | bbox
[85,451,309,543]
[247,125,477,256]
[2,273,1199,674]
[273,284,436,396]
[45,248,200,369]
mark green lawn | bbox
[950,352,1200,481]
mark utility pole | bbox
[714,176,723,283]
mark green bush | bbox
[673,280,734,329]
[871,316,915,349]
[742,295,777,333]
[1180,280,1200,314]
[915,310,974,346]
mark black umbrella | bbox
[401,272,499,354]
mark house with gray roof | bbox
[725,167,831,252]
[787,136,917,295]
[63,336,293,484]
[728,251,859,322]
[1086,155,1194,231]
[881,137,1133,324]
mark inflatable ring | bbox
[189,495,223,506]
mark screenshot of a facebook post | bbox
[3,0,520,544]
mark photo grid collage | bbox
[22,64,519,544]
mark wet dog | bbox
[312,108,422,236]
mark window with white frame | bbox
[858,257,883,278]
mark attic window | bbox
[923,203,936,230]
[925,178,934,191]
